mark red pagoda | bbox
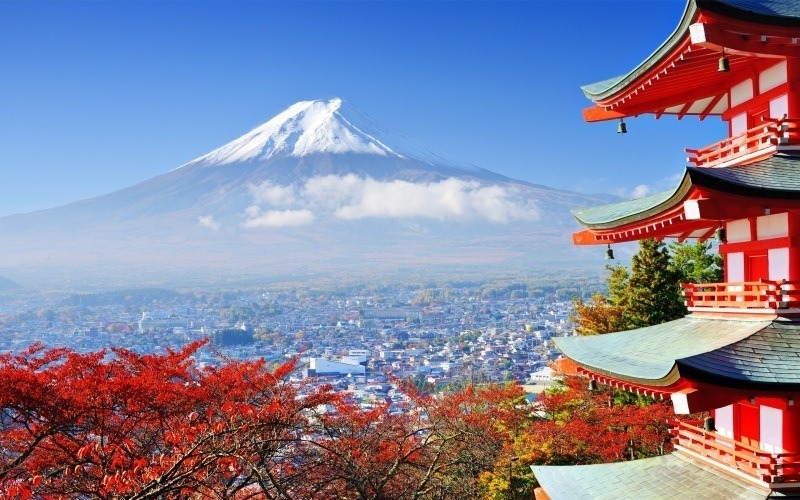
[532,1,800,498]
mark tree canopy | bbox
[0,340,689,499]
[572,239,721,335]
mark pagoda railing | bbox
[686,116,799,168]
[670,420,800,485]
[682,280,800,310]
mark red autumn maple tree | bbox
[1,341,681,499]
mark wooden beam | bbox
[677,102,693,120]
[697,226,718,243]
[690,21,800,58]
[699,92,726,121]
[582,106,627,123]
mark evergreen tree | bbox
[669,240,723,284]
[572,239,720,334]
[624,238,686,327]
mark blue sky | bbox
[0,0,723,217]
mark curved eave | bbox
[581,0,698,101]
[581,0,800,121]
[553,317,773,388]
[571,171,694,230]
[573,155,800,235]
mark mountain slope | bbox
[0,99,615,286]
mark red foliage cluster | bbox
[521,376,676,466]
[0,341,526,499]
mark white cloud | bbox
[198,215,220,230]
[630,184,652,199]
[248,182,298,206]
[242,208,316,228]
[243,175,539,227]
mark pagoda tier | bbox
[572,154,800,246]
[549,316,800,491]
[554,317,800,413]
[533,0,800,497]
[581,0,800,123]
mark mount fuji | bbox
[0,98,615,287]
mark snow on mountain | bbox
[0,98,617,286]
[182,98,486,175]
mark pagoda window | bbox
[760,405,784,453]
[769,248,790,281]
[714,404,734,439]
[731,112,748,136]
[771,94,789,120]
[730,79,754,108]
[757,213,789,240]
[760,61,788,95]
[726,252,745,282]
[726,219,751,243]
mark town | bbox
[0,274,602,400]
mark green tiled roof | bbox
[573,155,800,230]
[583,1,800,101]
[571,184,687,230]
[554,317,771,386]
[532,452,770,500]
[679,321,800,389]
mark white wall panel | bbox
[731,113,748,136]
[760,405,783,453]
[728,253,745,282]
[760,61,787,93]
[769,248,790,281]
[715,405,734,439]
[727,219,751,243]
[771,95,789,119]
[731,79,754,107]
[757,213,789,240]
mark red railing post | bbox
[686,117,795,167]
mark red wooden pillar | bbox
[783,401,800,453]
[786,58,800,120]
[789,213,800,281]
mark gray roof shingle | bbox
[532,453,771,500]
[679,321,800,388]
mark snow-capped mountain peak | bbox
[189,98,402,167]
[180,98,491,177]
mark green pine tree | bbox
[668,240,723,284]
[624,238,686,328]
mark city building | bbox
[533,1,800,498]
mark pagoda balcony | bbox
[682,280,800,314]
[670,420,800,487]
[686,116,799,169]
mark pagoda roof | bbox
[581,0,800,122]
[553,316,773,387]
[531,452,771,500]
[572,154,800,239]
[679,320,800,389]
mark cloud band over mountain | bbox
[238,174,540,227]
